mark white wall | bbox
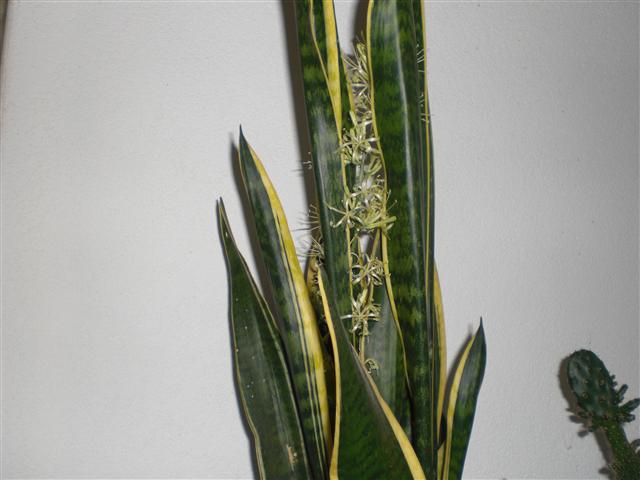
[1,1,638,479]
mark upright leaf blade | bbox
[317,270,425,480]
[309,0,344,132]
[367,233,412,435]
[442,322,487,480]
[218,202,312,480]
[238,132,331,480]
[295,0,352,320]
[414,7,440,447]
[367,283,412,436]
[367,0,437,473]
[434,265,447,441]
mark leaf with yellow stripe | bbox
[442,322,487,480]
[367,0,438,474]
[434,265,447,480]
[434,265,447,441]
[317,269,426,480]
[366,232,412,436]
[295,0,351,320]
[307,0,347,133]
[238,130,331,480]
[218,202,312,480]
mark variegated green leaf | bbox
[367,281,412,437]
[414,8,441,439]
[317,269,425,480]
[367,233,411,435]
[442,322,487,480]
[238,131,330,480]
[435,266,447,480]
[218,202,312,480]
[309,0,343,131]
[434,265,447,442]
[367,0,438,474]
[295,0,352,320]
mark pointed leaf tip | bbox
[477,319,485,338]
[442,321,487,480]
[217,201,236,256]
[238,126,248,147]
[220,204,313,479]
[236,130,332,478]
[217,200,228,232]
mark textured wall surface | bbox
[1,1,638,479]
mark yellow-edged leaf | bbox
[238,131,331,480]
[218,202,313,480]
[442,322,486,480]
[317,270,426,480]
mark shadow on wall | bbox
[1,0,8,59]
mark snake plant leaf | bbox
[367,233,411,435]
[414,3,439,410]
[367,280,412,436]
[218,202,312,480]
[309,0,344,131]
[367,0,438,474]
[434,265,447,480]
[295,0,352,320]
[316,269,426,480]
[310,0,355,189]
[442,322,487,480]
[305,255,337,430]
[237,131,331,480]
[434,265,447,440]
[310,0,329,78]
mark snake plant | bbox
[566,350,640,480]
[218,1,487,478]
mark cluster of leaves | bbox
[219,1,486,479]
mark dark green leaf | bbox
[443,322,487,480]
[295,0,351,320]
[218,201,312,480]
[368,0,437,474]
[238,131,331,480]
[317,269,425,480]
[366,234,411,436]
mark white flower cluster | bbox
[340,41,395,371]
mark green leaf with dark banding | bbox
[367,0,437,474]
[308,0,346,135]
[366,233,411,436]
[312,0,354,186]
[414,6,440,439]
[434,265,447,445]
[311,0,328,69]
[238,131,331,480]
[414,5,440,443]
[295,0,351,320]
[442,322,487,480]
[367,281,412,436]
[316,269,425,480]
[218,202,312,480]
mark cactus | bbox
[566,349,640,480]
